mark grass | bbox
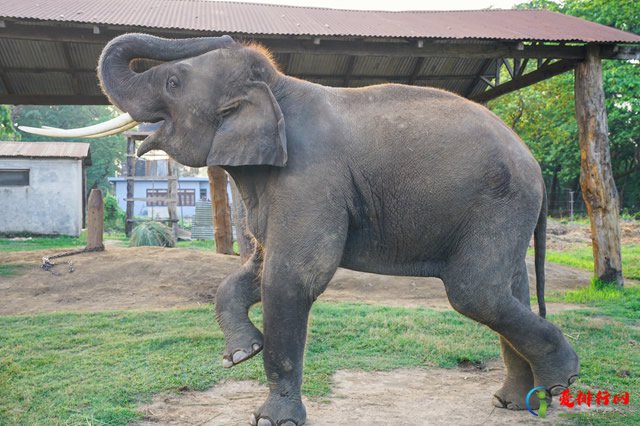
[0,298,638,425]
[528,244,640,281]
[0,263,28,277]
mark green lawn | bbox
[1,298,638,425]
[529,244,640,281]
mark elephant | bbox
[22,34,579,425]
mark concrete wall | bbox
[0,158,84,236]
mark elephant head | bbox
[19,34,287,168]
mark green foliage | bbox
[0,105,17,140]
[129,222,176,248]
[12,105,127,192]
[496,0,640,212]
[104,193,126,232]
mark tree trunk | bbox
[230,178,255,263]
[167,159,179,239]
[574,45,623,287]
[86,188,105,251]
[207,166,234,255]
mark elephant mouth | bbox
[18,113,139,138]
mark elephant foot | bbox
[221,326,264,368]
[493,378,536,410]
[251,395,306,426]
[533,344,580,396]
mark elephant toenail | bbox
[253,343,262,352]
[548,384,566,396]
[257,418,274,426]
[233,350,248,364]
[569,375,578,385]
[250,413,258,426]
[280,421,297,426]
[222,357,234,368]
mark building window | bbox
[0,169,29,186]
[146,189,196,206]
[200,188,207,200]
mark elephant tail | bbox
[534,184,547,318]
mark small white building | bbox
[0,142,91,236]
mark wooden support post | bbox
[166,158,179,239]
[125,136,135,237]
[575,45,623,287]
[207,166,234,255]
[86,188,104,251]
[230,178,255,263]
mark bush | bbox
[104,193,125,232]
[129,221,176,248]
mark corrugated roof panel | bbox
[0,141,90,159]
[288,53,350,76]
[352,56,416,77]
[67,43,103,69]
[0,39,69,69]
[0,1,638,43]
[8,72,75,95]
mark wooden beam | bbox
[343,55,356,86]
[230,178,254,263]
[463,58,493,98]
[61,43,81,95]
[125,137,136,237]
[472,59,578,103]
[575,45,624,286]
[207,166,233,255]
[407,57,425,85]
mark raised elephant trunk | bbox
[99,33,235,122]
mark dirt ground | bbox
[2,221,634,425]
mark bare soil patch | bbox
[140,361,610,426]
[0,246,591,315]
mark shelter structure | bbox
[0,1,638,284]
[0,141,91,236]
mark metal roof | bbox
[0,1,638,105]
[1,1,638,43]
[0,141,91,165]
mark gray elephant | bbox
[23,34,579,425]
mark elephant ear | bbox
[207,81,287,167]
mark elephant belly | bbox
[339,226,449,278]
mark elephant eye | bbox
[166,76,180,91]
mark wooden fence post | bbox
[207,166,234,254]
[575,44,623,287]
[167,158,179,239]
[86,188,104,251]
[231,178,255,263]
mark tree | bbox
[492,0,640,213]
[12,105,127,192]
[0,105,17,140]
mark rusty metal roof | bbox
[0,142,91,165]
[1,1,638,43]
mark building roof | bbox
[0,1,638,105]
[1,1,638,43]
[0,142,91,165]
[108,176,209,182]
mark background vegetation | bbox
[490,0,639,214]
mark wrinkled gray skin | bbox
[99,34,579,425]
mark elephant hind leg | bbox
[493,260,536,410]
[442,254,578,404]
[215,250,263,368]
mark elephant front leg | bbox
[215,251,263,368]
[252,230,346,425]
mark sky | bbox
[233,0,521,11]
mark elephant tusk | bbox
[17,113,139,138]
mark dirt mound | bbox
[0,246,590,315]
